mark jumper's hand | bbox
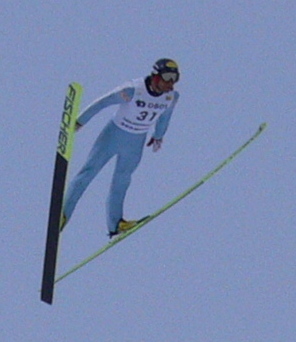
[146,138,162,152]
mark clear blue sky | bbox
[1,1,295,341]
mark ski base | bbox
[41,82,83,304]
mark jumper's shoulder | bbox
[173,90,180,101]
[119,87,135,102]
[113,80,136,102]
[166,90,179,106]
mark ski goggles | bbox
[160,72,179,83]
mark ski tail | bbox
[41,82,83,304]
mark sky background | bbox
[1,1,295,341]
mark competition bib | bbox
[112,78,174,134]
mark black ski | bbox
[41,83,83,304]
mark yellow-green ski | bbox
[55,123,267,285]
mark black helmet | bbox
[152,58,180,82]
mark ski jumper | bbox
[63,77,179,233]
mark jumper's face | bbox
[158,77,175,92]
[151,75,176,93]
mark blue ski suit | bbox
[63,76,179,233]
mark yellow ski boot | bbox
[108,217,149,238]
[108,219,138,238]
[118,219,138,233]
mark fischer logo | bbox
[58,84,76,155]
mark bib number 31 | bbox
[137,111,158,122]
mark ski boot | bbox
[108,217,150,239]
[108,219,138,238]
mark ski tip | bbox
[259,122,267,132]
[70,82,83,90]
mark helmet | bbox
[152,58,180,82]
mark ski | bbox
[41,82,83,304]
[55,123,267,283]
[54,122,267,285]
